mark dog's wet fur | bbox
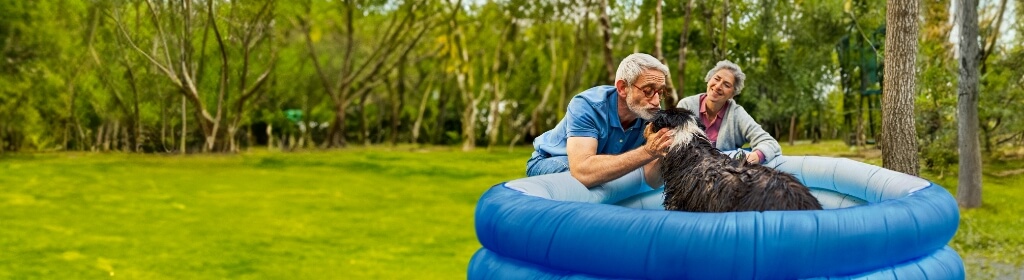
[651,108,822,212]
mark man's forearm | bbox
[643,159,663,188]
[571,148,656,188]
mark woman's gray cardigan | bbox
[676,94,782,163]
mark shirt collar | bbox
[610,88,622,128]
[699,93,728,118]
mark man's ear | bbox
[614,79,628,98]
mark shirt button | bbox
[619,140,623,143]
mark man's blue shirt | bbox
[532,85,648,159]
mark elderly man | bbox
[527,53,674,188]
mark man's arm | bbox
[642,159,664,189]
[567,127,673,188]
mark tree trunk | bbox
[327,99,349,148]
[486,66,504,149]
[654,0,663,61]
[598,0,616,83]
[113,0,226,152]
[227,126,238,152]
[881,0,920,176]
[458,60,479,151]
[160,90,168,152]
[855,94,865,146]
[653,0,676,107]
[181,95,187,154]
[266,123,274,150]
[111,121,120,151]
[700,2,714,59]
[487,23,514,149]
[433,78,450,144]
[461,98,479,151]
[719,0,730,61]
[974,0,1007,154]
[530,34,558,140]
[359,91,370,146]
[126,66,142,152]
[788,113,797,146]
[955,0,983,208]
[486,99,501,149]
[978,0,1007,76]
[674,0,694,105]
[300,0,427,148]
[68,82,89,151]
[411,73,434,144]
[228,40,274,152]
[95,123,105,152]
[447,1,479,151]
[390,60,406,146]
[566,1,592,97]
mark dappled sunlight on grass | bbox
[0,143,1020,278]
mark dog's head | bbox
[650,108,707,150]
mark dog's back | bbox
[733,165,822,211]
[652,108,822,212]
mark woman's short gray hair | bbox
[615,53,670,86]
[704,60,746,95]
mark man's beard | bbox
[627,93,657,121]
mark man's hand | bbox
[643,124,673,158]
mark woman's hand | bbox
[744,152,760,164]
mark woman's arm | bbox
[731,105,781,162]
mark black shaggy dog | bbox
[650,108,822,212]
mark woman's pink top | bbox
[699,95,766,163]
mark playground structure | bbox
[837,24,885,145]
[469,155,964,279]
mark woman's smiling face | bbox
[705,69,736,104]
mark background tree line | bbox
[0,0,1021,168]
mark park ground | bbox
[0,141,1021,279]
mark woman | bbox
[676,60,781,164]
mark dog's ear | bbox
[667,107,695,117]
[668,107,703,131]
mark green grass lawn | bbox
[0,147,525,279]
[0,141,1021,278]
[783,140,1024,278]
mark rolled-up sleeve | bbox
[566,99,601,139]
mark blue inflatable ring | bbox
[469,156,964,279]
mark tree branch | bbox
[144,0,178,77]
[208,0,229,124]
[111,8,181,87]
[297,14,339,103]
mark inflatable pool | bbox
[468,156,964,279]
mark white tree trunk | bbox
[955,0,983,208]
[598,0,616,83]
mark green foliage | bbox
[0,0,1021,158]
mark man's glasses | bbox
[632,84,666,99]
